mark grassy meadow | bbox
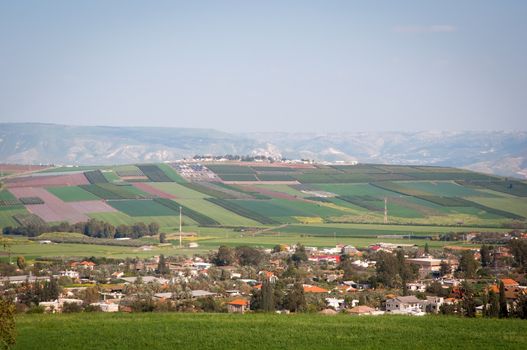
[13,313,527,350]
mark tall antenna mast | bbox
[179,206,182,248]
[384,197,388,224]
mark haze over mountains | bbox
[1,123,526,179]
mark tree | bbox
[424,243,430,255]
[284,282,306,312]
[458,250,478,278]
[461,281,476,317]
[509,239,527,272]
[480,244,491,268]
[16,256,26,270]
[375,251,399,288]
[291,244,308,266]
[261,279,275,312]
[148,222,160,235]
[514,293,527,319]
[214,246,236,266]
[439,260,451,277]
[62,302,82,313]
[159,233,167,244]
[157,254,169,275]
[235,246,267,267]
[499,281,508,318]
[488,290,500,317]
[83,287,99,305]
[0,297,16,350]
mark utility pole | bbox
[384,197,388,224]
[179,206,182,248]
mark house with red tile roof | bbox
[227,299,250,314]
[303,285,329,293]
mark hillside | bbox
[1,123,526,178]
[1,162,525,235]
[13,313,527,350]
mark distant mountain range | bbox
[1,123,526,179]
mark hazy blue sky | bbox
[0,1,526,132]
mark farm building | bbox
[227,299,250,314]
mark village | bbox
[1,232,526,319]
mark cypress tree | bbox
[499,281,508,318]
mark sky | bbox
[0,0,526,133]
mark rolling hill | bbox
[1,161,525,232]
[1,123,526,178]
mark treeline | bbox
[2,219,160,239]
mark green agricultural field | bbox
[0,207,28,227]
[395,181,497,197]
[14,313,527,350]
[156,163,186,183]
[256,174,295,181]
[150,182,208,199]
[46,186,100,202]
[101,170,120,182]
[206,164,256,174]
[218,174,259,181]
[38,166,105,173]
[175,198,259,226]
[465,196,527,218]
[253,184,308,197]
[197,232,474,250]
[106,199,179,216]
[88,212,192,230]
[276,223,509,236]
[313,183,400,197]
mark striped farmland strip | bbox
[205,198,279,225]
[154,198,220,226]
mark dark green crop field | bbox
[13,313,527,350]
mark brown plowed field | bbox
[5,173,89,188]
[9,187,89,223]
[132,183,176,199]
[69,200,118,214]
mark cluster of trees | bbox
[457,250,479,278]
[440,281,527,319]
[373,250,419,293]
[2,219,160,239]
[17,278,60,306]
[213,246,269,267]
[250,280,307,313]
[509,239,527,272]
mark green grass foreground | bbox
[14,313,527,350]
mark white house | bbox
[424,296,444,313]
[60,270,80,279]
[407,282,427,293]
[385,296,424,313]
[325,298,345,311]
[90,302,119,312]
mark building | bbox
[227,299,250,314]
[385,296,424,313]
[424,297,444,313]
[60,270,79,279]
[348,306,377,315]
[90,302,119,312]
[406,258,442,275]
[303,285,329,294]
